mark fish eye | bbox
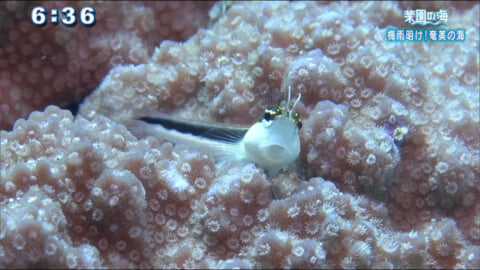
[263,107,278,121]
[292,111,302,129]
[263,112,272,121]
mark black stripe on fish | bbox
[137,115,248,143]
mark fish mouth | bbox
[261,144,290,162]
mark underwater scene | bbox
[0,1,479,268]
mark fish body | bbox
[126,88,302,177]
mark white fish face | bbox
[243,118,300,175]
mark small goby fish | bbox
[126,87,302,177]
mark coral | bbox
[0,186,102,268]
[299,98,400,200]
[1,1,479,269]
[1,105,217,268]
[0,1,214,130]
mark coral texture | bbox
[0,1,213,130]
[1,1,479,269]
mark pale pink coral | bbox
[1,185,102,268]
[0,104,478,268]
[0,1,214,130]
